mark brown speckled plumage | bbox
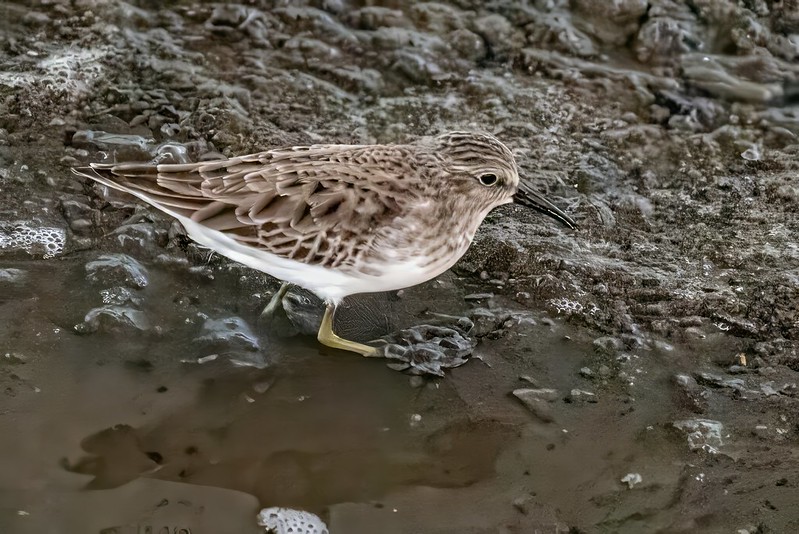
[73,132,574,305]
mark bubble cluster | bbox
[0,222,66,259]
[257,507,328,534]
[549,297,599,316]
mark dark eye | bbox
[478,173,498,186]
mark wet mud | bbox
[2,1,799,532]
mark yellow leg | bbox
[317,304,379,357]
[260,282,290,318]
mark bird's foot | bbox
[375,317,475,377]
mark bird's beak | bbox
[513,180,576,229]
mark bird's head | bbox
[435,131,576,228]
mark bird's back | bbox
[74,144,432,276]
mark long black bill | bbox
[513,180,577,229]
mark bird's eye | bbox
[478,173,498,186]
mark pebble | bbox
[473,13,516,57]
[464,292,494,301]
[85,253,149,289]
[760,383,779,397]
[513,388,559,423]
[0,268,27,284]
[673,418,724,453]
[511,494,535,514]
[593,336,624,355]
[194,316,260,352]
[59,199,93,222]
[409,376,425,388]
[69,218,93,233]
[566,389,598,403]
[621,472,643,489]
[694,372,745,391]
[410,3,468,33]
[100,286,142,307]
[77,305,151,334]
[344,7,409,31]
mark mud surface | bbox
[2,0,799,532]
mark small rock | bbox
[473,13,519,59]
[194,316,268,368]
[447,28,486,61]
[85,253,149,288]
[673,418,724,453]
[673,373,707,413]
[464,292,494,301]
[513,388,559,423]
[100,286,143,307]
[112,223,163,254]
[753,424,770,439]
[694,372,745,391]
[77,305,151,334]
[621,472,643,489]
[411,3,468,33]
[511,494,535,514]
[409,376,425,388]
[579,367,594,378]
[22,11,50,26]
[69,218,93,233]
[593,336,624,355]
[195,316,260,352]
[652,340,674,352]
[188,265,215,279]
[519,375,540,386]
[153,254,190,268]
[59,199,94,222]
[470,308,499,337]
[345,7,410,30]
[572,0,647,45]
[506,311,537,328]
[566,389,598,403]
[0,268,27,284]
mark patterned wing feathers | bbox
[72,145,420,269]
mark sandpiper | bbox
[73,132,575,356]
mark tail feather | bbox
[72,164,207,218]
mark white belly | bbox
[179,215,462,304]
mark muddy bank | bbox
[2,1,799,532]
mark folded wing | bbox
[73,145,418,270]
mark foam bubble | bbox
[257,507,328,534]
[0,222,66,259]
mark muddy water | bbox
[0,252,758,533]
[0,262,675,534]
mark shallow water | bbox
[0,253,763,533]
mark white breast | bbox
[178,215,466,304]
